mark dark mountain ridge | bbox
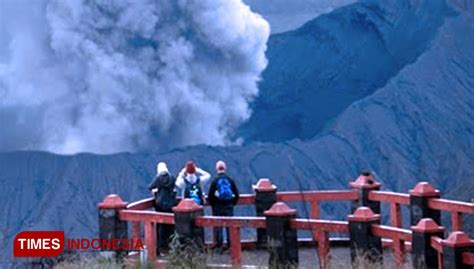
[239,0,453,142]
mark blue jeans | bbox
[212,204,234,246]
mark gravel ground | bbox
[153,247,412,268]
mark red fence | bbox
[98,173,474,268]
[117,185,358,267]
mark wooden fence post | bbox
[172,199,205,248]
[442,231,474,269]
[98,194,128,259]
[411,218,445,269]
[144,221,157,261]
[348,207,383,264]
[409,182,441,226]
[264,202,298,268]
[229,226,242,266]
[253,178,277,248]
[349,171,381,214]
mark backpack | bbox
[155,175,176,211]
[184,176,204,205]
[216,177,234,201]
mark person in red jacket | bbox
[207,160,239,251]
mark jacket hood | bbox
[157,162,169,175]
[158,173,174,188]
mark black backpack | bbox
[155,175,176,211]
[184,176,204,205]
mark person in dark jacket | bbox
[207,160,239,251]
[148,162,176,254]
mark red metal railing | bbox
[120,210,175,223]
[427,198,474,231]
[430,236,443,267]
[430,233,474,268]
[108,180,474,268]
[290,219,349,268]
[277,190,358,219]
[371,225,412,266]
[126,194,256,210]
[368,191,409,228]
[194,216,266,265]
[367,189,474,268]
[118,189,357,266]
[236,194,256,205]
[463,252,474,266]
[119,209,175,262]
[368,190,474,234]
[126,197,155,210]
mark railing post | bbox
[229,227,242,266]
[98,194,128,258]
[144,221,157,262]
[253,178,277,248]
[264,202,298,268]
[349,171,381,214]
[172,199,204,248]
[310,200,321,219]
[409,182,441,226]
[315,231,330,269]
[441,231,474,269]
[390,203,402,228]
[411,218,445,269]
[348,207,383,264]
[451,212,464,231]
[132,222,141,242]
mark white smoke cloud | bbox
[0,0,269,154]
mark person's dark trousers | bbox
[212,204,234,247]
[157,224,174,249]
[155,206,175,252]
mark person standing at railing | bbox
[176,161,211,205]
[148,161,177,255]
[208,160,240,252]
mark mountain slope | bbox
[306,7,474,191]
[238,0,453,142]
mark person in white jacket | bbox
[176,161,211,205]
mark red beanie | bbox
[186,161,196,174]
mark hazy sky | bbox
[244,0,356,33]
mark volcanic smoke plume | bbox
[0,0,269,154]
